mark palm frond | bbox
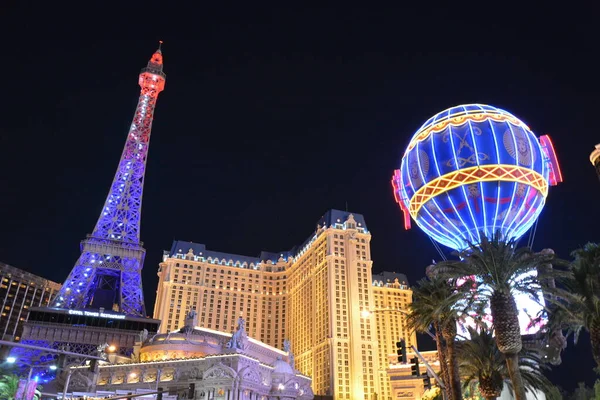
[457,327,555,397]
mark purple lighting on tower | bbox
[50,44,166,317]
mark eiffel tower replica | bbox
[19,44,165,361]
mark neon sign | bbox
[68,309,127,320]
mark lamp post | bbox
[62,369,73,400]
[5,357,56,400]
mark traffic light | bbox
[423,375,431,390]
[395,339,407,363]
[410,357,420,376]
[188,383,195,398]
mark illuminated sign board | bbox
[68,309,127,320]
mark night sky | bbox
[1,3,599,392]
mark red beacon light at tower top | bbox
[139,41,166,95]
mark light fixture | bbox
[49,365,57,371]
[6,357,16,364]
[360,310,371,318]
[129,372,137,378]
[108,345,117,352]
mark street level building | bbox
[154,210,416,400]
[386,350,439,400]
[67,313,313,400]
[0,262,61,341]
[372,272,416,400]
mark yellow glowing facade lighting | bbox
[408,164,548,218]
[405,106,528,154]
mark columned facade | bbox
[66,316,313,400]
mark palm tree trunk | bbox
[479,371,503,400]
[490,291,526,400]
[445,335,462,400]
[442,321,462,400]
[505,352,527,400]
[434,321,451,399]
[590,319,600,369]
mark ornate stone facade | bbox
[67,317,313,400]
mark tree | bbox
[432,233,562,400]
[0,374,20,400]
[33,385,42,400]
[547,243,600,370]
[569,382,593,400]
[546,385,564,400]
[457,326,556,400]
[408,274,475,400]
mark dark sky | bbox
[1,2,599,392]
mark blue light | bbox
[394,104,555,251]
[49,46,166,317]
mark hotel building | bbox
[154,210,416,400]
[0,262,61,341]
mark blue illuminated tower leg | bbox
[51,44,166,317]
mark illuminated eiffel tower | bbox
[19,44,164,360]
[50,44,166,316]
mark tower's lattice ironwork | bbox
[51,45,166,317]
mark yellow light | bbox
[409,164,548,218]
[107,345,117,352]
[405,110,527,153]
[590,145,600,165]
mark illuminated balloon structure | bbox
[392,104,562,251]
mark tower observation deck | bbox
[590,144,600,181]
[18,44,164,363]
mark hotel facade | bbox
[0,262,61,341]
[153,210,417,400]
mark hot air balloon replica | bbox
[391,104,562,335]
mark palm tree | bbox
[0,374,20,400]
[432,233,561,400]
[457,327,556,400]
[547,242,600,369]
[408,274,475,400]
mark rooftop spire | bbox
[149,43,163,66]
[142,43,166,79]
